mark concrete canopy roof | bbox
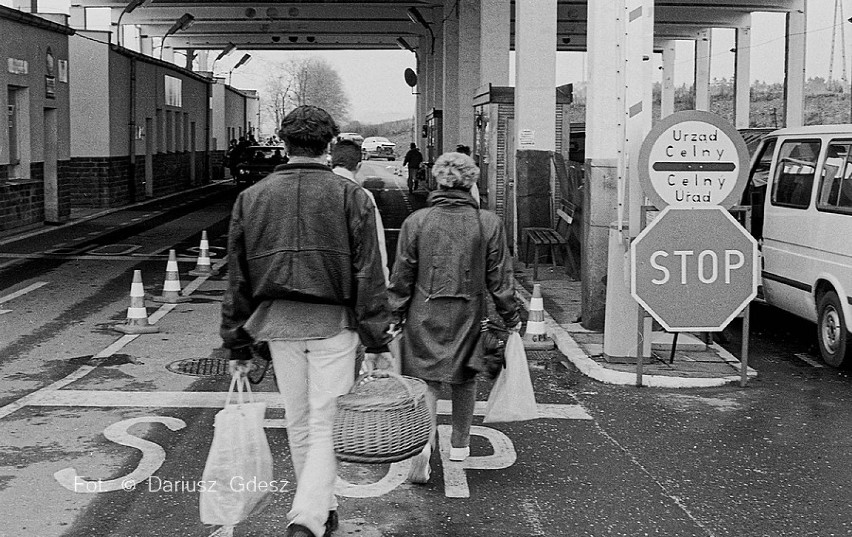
[74,0,799,52]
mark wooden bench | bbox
[523,200,580,281]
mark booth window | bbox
[771,139,820,209]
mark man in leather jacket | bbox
[221,105,392,537]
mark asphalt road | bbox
[1,164,851,536]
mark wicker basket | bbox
[333,370,431,464]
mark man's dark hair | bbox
[455,144,471,156]
[331,140,362,171]
[410,143,417,149]
[278,105,340,157]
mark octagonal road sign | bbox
[638,110,750,209]
[630,206,759,332]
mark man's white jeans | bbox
[270,329,358,537]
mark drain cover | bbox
[167,357,231,376]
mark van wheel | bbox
[817,290,850,367]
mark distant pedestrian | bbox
[387,151,521,484]
[331,140,389,284]
[222,105,393,537]
[402,143,424,193]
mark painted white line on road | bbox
[0,281,48,304]
[208,526,234,537]
[27,389,591,419]
[0,309,11,315]
[0,253,200,262]
[795,353,824,368]
[437,399,592,420]
[54,416,186,493]
[0,258,218,421]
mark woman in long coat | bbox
[388,151,521,483]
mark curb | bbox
[0,180,234,247]
[514,280,757,388]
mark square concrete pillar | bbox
[480,0,510,86]
[784,0,806,127]
[458,0,480,149]
[514,0,557,266]
[584,0,622,330]
[734,21,752,129]
[661,40,676,119]
[442,0,459,152]
[694,30,711,111]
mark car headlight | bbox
[239,169,249,174]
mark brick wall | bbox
[67,156,133,208]
[0,176,45,232]
[0,161,73,232]
[152,153,192,197]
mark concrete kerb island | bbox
[514,281,757,388]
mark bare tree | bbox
[263,57,350,131]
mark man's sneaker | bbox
[324,510,338,537]
[449,446,470,462]
[286,524,316,537]
[407,444,432,484]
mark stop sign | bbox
[630,206,759,332]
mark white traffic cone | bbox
[152,249,191,303]
[188,230,213,276]
[114,270,160,334]
[523,283,554,350]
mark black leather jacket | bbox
[220,162,391,351]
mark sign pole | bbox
[741,306,750,387]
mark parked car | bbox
[337,132,364,145]
[361,136,396,161]
[233,146,287,186]
[744,124,852,367]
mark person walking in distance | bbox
[402,142,424,193]
[387,151,521,483]
[331,140,389,285]
[221,105,393,537]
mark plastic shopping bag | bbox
[483,332,538,423]
[200,372,273,526]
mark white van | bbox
[745,125,852,367]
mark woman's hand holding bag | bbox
[483,332,538,423]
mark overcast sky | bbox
[9,0,852,124]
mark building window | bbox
[6,86,30,180]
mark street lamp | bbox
[406,7,434,54]
[159,13,195,60]
[211,42,237,69]
[117,0,152,47]
[228,53,252,86]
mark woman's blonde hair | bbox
[432,152,479,189]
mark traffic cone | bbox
[114,270,160,334]
[152,249,191,303]
[523,283,554,350]
[188,230,213,276]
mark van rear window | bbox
[771,140,820,209]
[817,141,852,214]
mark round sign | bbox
[638,110,750,209]
[404,68,418,88]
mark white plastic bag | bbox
[200,373,273,526]
[483,332,538,423]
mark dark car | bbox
[233,146,288,185]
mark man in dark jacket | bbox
[402,143,424,193]
[221,105,392,537]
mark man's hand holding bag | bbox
[199,372,273,526]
